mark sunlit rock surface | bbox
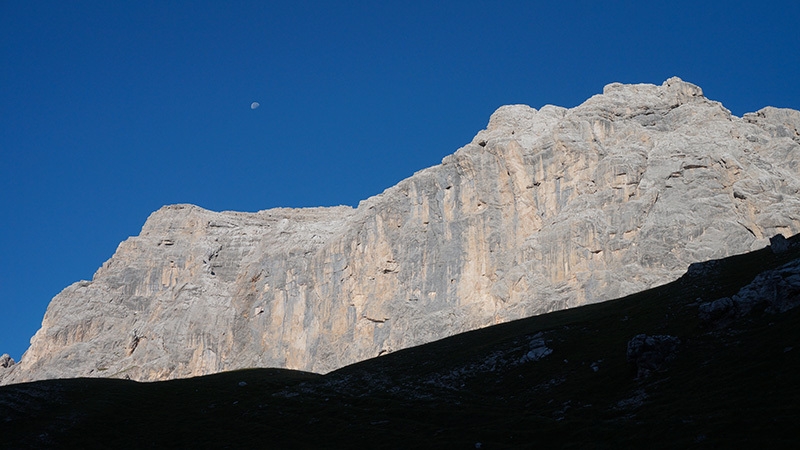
[4,77,800,384]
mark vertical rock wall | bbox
[4,78,800,384]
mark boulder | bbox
[626,334,681,379]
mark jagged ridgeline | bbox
[3,77,800,384]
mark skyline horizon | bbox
[3,1,800,362]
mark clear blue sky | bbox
[2,1,799,362]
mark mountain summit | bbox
[3,77,800,384]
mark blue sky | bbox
[2,1,799,361]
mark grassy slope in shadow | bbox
[2,236,799,449]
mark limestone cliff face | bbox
[4,78,800,384]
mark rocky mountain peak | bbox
[3,78,799,385]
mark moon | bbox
[250,102,260,110]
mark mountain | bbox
[2,235,798,448]
[2,77,800,384]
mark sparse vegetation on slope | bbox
[2,236,799,449]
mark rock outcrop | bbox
[698,252,800,326]
[0,355,14,369]
[626,334,681,379]
[3,77,800,384]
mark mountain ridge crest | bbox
[3,77,800,384]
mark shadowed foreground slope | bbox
[2,235,800,449]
